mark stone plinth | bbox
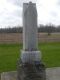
[21,50,41,63]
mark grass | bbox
[0,42,60,72]
[0,44,22,72]
[38,42,60,68]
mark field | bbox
[0,33,60,43]
[0,42,60,73]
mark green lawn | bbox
[0,42,60,72]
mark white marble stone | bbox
[21,50,41,63]
[21,2,41,63]
[23,2,38,50]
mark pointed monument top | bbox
[29,1,32,4]
[23,1,35,5]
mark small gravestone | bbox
[17,1,46,80]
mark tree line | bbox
[0,24,60,34]
[0,27,22,33]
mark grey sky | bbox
[8,0,37,7]
[0,0,60,28]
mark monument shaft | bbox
[23,2,38,51]
[21,2,40,63]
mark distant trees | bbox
[0,26,23,33]
[45,24,55,35]
[56,25,60,32]
[0,24,60,33]
[38,24,60,35]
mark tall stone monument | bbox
[18,1,46,80]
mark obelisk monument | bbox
[18,2,46,80]
[21,1,41,64]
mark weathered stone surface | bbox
[1,71,17,80]
[17,61,46,80]
[1,67,60,80]
[46,67,60,80]
[23,2,38,51]
[21,1,41,65]
[21,50,41,63]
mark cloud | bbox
[0,0,37,28]
[0,0,22,28]
[36,0,60,25]
[0,0,60,28]
[57,0,60,6]
[0,13,22,28]
[8,0,37,7]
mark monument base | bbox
[20,50,41,63]
[17,60,46,80]
[17,50,46,80]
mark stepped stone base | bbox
[17,61,46,80]
[1,67,60,80]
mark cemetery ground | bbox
[0,42,60,73]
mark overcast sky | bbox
[0,0,60,28]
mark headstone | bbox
[21,1,41,64]
[17,1,46,80]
